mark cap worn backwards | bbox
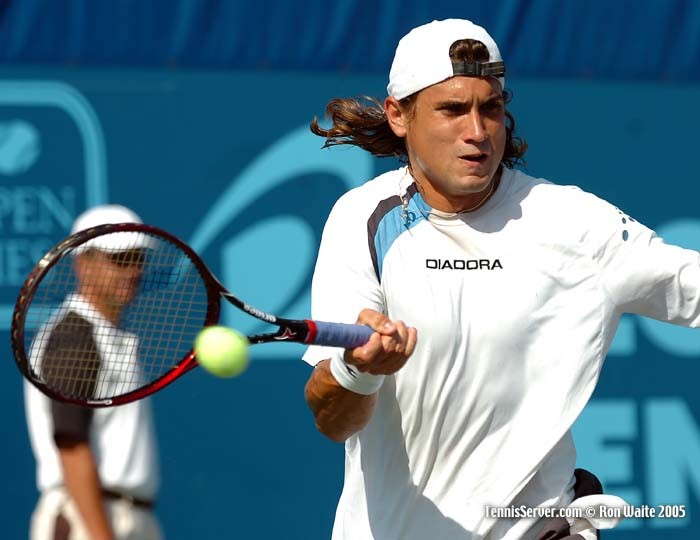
[387,19,505,100]
[70,204,154,255]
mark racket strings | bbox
[24,232,211,401]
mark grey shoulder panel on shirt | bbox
[43,311,98,443]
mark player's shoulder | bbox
[510,169,646,251]
[327,167,407,219]
[512,169,620,219]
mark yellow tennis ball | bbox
[194,326,249,378]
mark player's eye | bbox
[436,102,468,115]
[107,250,146,268]
[481,99,504,115]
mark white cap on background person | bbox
[387,19,505,100]
[70,204,153,255]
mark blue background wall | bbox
[1,1,699,538]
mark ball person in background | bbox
[303,18,700,540]
[24,205,162,540]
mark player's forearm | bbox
[58,441,114,540]
[305,359,378,442]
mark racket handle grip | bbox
[309,321,374,348]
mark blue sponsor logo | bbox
[0,81,107,328]
[188,124,373,359]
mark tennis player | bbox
[24,205,162,540]
[302,18,700,540]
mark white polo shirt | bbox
[304,166,700,539]
[24,293,159,500]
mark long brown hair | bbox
[310,39,527,168]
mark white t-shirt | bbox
[303,166,700,540]
[24,294,160,500]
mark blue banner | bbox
[0,1,698,83]
[2,68,699,539]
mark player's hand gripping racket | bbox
[11,223,373,406]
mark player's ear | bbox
[385,96,408,138]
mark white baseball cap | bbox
[71,204,154,255]
[387,19,505,100]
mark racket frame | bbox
[11,223,341,406]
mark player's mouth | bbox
[459,153,488,164]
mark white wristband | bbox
[330,354,385,395]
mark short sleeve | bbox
[302,190,385,366]
[52,401,93,444]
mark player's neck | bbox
[78,290,123,326]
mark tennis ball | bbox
[194,326,249,378]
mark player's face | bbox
[77,249,145,315]
[387,76,506,212]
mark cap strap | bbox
[451,60,505,77]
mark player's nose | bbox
[461,112,488,143]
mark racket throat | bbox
[246,322,312,344]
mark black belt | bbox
[102,488,154,509]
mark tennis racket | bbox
[11,223,373,407]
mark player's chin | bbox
[453,162,482,176]
[454,175,491,194]
[459,166,499,190]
